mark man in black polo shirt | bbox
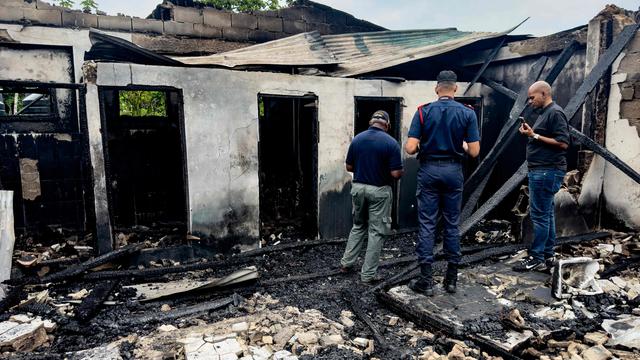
[513,80,570,272]
[340,110,404,284]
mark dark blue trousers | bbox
[416,161,463,265]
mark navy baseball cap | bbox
[371,110,390,123]
[437,70,457,83]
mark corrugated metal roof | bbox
[177,32,339,67]
[176,27,518,77]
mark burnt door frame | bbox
[353,96,403,227]
[98,85,190,235]
[257,93,319,239]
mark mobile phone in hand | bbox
[518,116,525,124]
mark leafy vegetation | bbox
[57,0,74,8]
[119,91,167,117]
[195,0,296,12]
[54,0,98,12]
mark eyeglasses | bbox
[372,115,387,120]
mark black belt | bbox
[421,158,461,164]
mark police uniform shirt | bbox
[526,102,570,170]
[346,127,403,187]
[408,97,480,161]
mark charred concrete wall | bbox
[598,29,640,229]
[93,63,452,248]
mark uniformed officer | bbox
[405,70,481,295]
[340,110,404,284]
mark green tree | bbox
[79,0,98,12]
[57,0,75,8]
[196,0,294,12]
[119,91,167,117]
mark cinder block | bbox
[258,16,282,32]
[621,99,640,119]
[203,9,231,28]
[306,22,330,35]
[248,29,275,42]
[97,15,133,31]
[23,8,62,26]
[0,7,25,22]
[4,0,35,8]
[223,27,250,41]
[193,23,222,38]
[231,12,257,29]
[62,11,98,28]
[163,21,194,36]
[278,7,304,21]
[132,18,163,34]
[283,19,305,34]
[171,6,202,24]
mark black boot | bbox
[409,263,433,296]
[444,263,458,294]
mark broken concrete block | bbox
[353,337,369,348]
[597,279,621,293]
[339,316,354,328]
[9,314,33,324]
[295,331,318,345]
[602,316,640,349]
[261,335,273,344]
[447,343,466,360]
[43,320,57,333]
[160,304,172,312]
[158,324,177,332]
[388,316,399,326]
[213,339,243,356]
[69,288,90,300]
[319,334,343,346]
[249,345,272,359]
[0,321,47,351]
[219,354,238,360]
[584,332,609,346]
[581,345,612,360]
[231,322,249,332]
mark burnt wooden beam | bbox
[463,37,507,95]
[462,39,581,216]
[461,56,548,219]
[343,290,399,356]
[461,163,528,236]
[124,295,237,325]
[448,63,518,100]
[462,25,638,224]
[571,128,640,184]
[75,280,119,322]
[37,244,144,284]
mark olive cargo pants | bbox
[340,182,393,281]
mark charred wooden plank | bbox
[462,40,581,219]
[463,37,507,95]
[123,295,236,326]
[38,244,144,284]
[75,280,119,322]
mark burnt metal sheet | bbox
[177,25,525,76]
[178,32,339,67]
[86,30,183,67]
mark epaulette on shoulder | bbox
[463,103,474,110]
[417,103,431,125]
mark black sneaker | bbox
[540,256,556,273]
[512,256,545,272]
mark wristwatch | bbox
[533,134,540,141]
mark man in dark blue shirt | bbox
[405,70,480,295]
[340,110,404,284]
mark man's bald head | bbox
[527,81,553,109]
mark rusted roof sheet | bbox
[177,32,339,67]
[176,27,519,77]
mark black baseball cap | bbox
[371,110,390,123]
[437,70,457,83]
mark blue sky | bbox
[58,0,638,36]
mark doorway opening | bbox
[354,97,402,228]
[99,88,188,235]
[258,94,318,240]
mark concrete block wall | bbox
[0,0,385,44]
